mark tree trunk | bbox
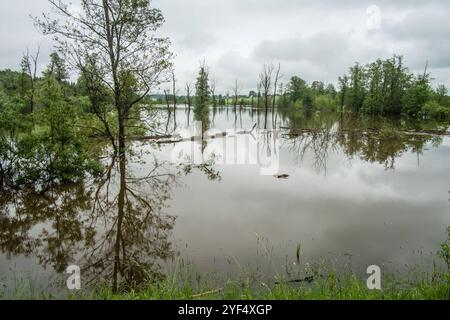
[118,113,126,157]
[112,153,126,293]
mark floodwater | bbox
[1,106,449,296]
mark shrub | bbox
[421,100,450,120]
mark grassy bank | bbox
[1,264,448,301]
[90,271,449,300]
[91,228,449,300]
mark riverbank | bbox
[86,271,450,300]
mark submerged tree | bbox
[35,0,173,157]
[259,64,274,129]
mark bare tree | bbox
[20,47,40,113]
[259,64,274,129]
[272,63,281,124]
[35,0,173,156]
[163,88,172,132]
[232,80,241,110]
[170,69,177,129]
[210,79,217,108]
[257,82,262,109]
[185,82,192,109]
[171,69,177,110]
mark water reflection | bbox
[282,113,445,173]
[0,153,180,292]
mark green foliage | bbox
[44,52,69,83]
[434,84,448,105]
[288,76,307,102]
[0,73,101,191]
[293,99,303,110]
[346,63,366,113]
[282,76,338,113]
[404,73,434,116]
[337,55,448,119]
[421,100,450,120]
[194,62,210,115]
[314,95,337,112]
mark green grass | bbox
[89,272,449,300]
[1,265,448,301]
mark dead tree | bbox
[171,70,177,110]
[259,64,274,129]
[185,82,192,125]
[272,63,281,126]
[171,70,177,130]
[20,47,40,114]
[232,80,241,110]
[210,79,217,108]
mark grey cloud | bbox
[381,7,450,70]
[1,0,450,91]
[0,0,53,71]
[176,31,217,54]
[253,32,350,65]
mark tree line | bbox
[162,56,449,123]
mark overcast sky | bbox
[1,0,449,93]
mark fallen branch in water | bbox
[133,123,258,145]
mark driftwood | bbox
[273,174,290,179]
[134,123,258,145]
[281,127,450,138]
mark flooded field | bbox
[1,107,449,296]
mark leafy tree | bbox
[311,81,325,96]
[325,84,337,100]
[347,63,366,113]
[404,72,433,116]
[435,85,448,105]
[194,62,210,115]
[44,52,69,83]
[36,0,173,157]
[288,76,307,103]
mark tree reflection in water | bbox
[283,112,445,173]
[0,147,219,293]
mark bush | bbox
[314,95,337,112]
[0,76,102,191]
[293,99,303,110]
[421,100,450,120]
